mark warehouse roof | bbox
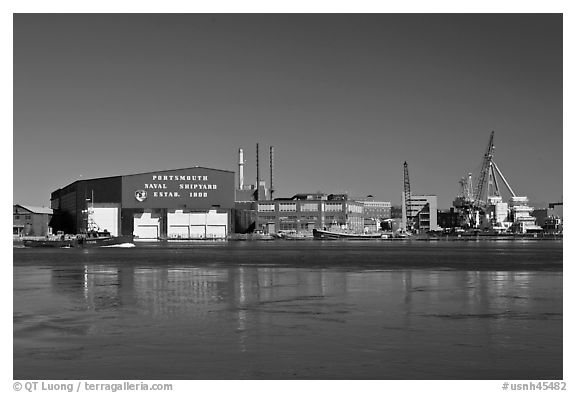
[52,166,235,194]
[121,166,235,178]
[15,205,53,215]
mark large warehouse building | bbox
[50,167,235,240]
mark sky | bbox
[13,13,563,209]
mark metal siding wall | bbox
[121,168,234,210]
[121,209,136,236]
[51,178,121,234]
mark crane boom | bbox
[489,162,501,197]
[473,130,495,206]
[492,161,516,197]
[403,161,412,227]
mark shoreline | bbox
[13,234,563,247]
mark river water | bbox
[13,241,563,380]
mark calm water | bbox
[13,241,563,380]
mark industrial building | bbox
[355,196,392,220]
[254,193,364,234]
[400,161,439,233]
[233,145,271,233]
[234,145,390,235]
[450,132,544,233]
[401,193,439,232]
[354,196,392,233]
[437,208,461,231]
[13,205,53,236]
[50,167,235,240]
[532,202,563,233]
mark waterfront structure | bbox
[233,145,272,233]
[532,202,563,233]
[452,131,543,233]
[485,196,509,227]
[548,202,563,218]
[401,194,439,232]
[437,208,461,231]
[13,204,53,236]
[254,193,364,234]
[50,167,235,239]
[508,196,540,233]
[355,196,392,220]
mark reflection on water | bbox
[14,242,562,380]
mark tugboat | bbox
[76,229,134,248]
[23,192,134,248]
[76,193,133,248]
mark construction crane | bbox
[454,131,524,229]
[459,173,474,203]
[403,161,413,231]
[472,131,517,207]
[472,130,495,208]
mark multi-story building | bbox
[508,196,541,233]
[355,196,392,220]
[437,208,461,231]
[401,194,439,232]
[254,193,365,234]
[13,204,53,236]
[532,203,563,233]
[548,202,563,219]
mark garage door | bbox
[134,225,158,239]
[189,225,206,239]
[134,212,160,239]
[165,210,228,239]
[92,207,119,236]
[168,210,190,238]
[169,226,189,239]
[206,225,226,239]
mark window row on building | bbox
[254,199,376,234]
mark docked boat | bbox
[312,228,383,240]
[22,234,77,248]
[22,231,134,248]
[76,230,134,248]
[75,191,134,247]
[283,232,314,240]
[23,191,134,248]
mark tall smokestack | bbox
[256,143,260,201]
[269,146,274,200]
[238,148,244,190]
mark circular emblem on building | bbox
[135,190,147,202]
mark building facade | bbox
[254,194,364,234]
[532,205,563,233]
[437,208,461,231]
[355,196,392,220]
[13,205,53,236]
[401,194,439,232]
[50,167,235,239]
